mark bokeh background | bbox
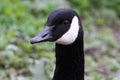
[0,0,120,80]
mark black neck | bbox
[52,36,84,80]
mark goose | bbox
[30,8,84,80]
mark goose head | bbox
[30,8,82,45]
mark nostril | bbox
[42,33,48,38]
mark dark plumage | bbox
[30,8,84,80]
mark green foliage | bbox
[0,0,120,80]
[107,0,120,17]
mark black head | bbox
[30,8,82,45]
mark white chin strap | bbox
[56,16,80,45]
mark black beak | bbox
[30,26,54,44]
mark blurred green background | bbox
[0,0,120,80]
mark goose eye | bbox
[63,20,69,26]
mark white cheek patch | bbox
[55,16,80,45]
